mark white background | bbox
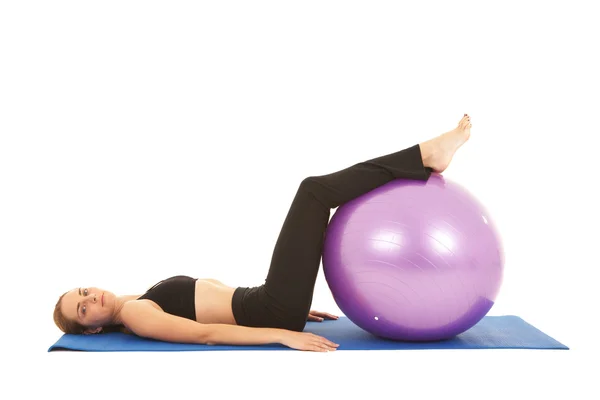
[1,1,598,399]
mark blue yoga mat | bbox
[48,315,568,352]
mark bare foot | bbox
[420,114,471,173]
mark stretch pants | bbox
[231,143,432,331]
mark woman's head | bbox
[54,286,118,334]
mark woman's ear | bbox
[83,326,103,335]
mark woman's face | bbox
[60,286,117,333]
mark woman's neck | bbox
[110,294,142,325]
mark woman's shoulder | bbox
[121,298,164,322]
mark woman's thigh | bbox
[263,179,331,320]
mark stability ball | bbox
[322,173,504,341]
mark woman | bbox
[54,114,472,352]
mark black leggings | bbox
[231,143,432,331]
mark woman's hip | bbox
[232,285,307,331]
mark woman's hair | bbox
[53,292,85,334]
[53,291,130,335]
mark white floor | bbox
[9,342,594,400]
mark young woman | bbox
[53,114,472,352]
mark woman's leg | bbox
[261,144,430,329]
[261,115,472,331]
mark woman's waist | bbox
[194,281,237,324]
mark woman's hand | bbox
[279,331,339,352]
[308,310,339,322]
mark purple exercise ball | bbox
[322,173,505,341]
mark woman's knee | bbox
[299,176,329,207]
[300,176,318,192]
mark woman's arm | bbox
[120,301,284,345]
[120,301,339,351]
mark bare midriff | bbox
[193,279,238,325]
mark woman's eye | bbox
[84,289,88,295]
[82,305,86,314]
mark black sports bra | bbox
[137,275,198,321]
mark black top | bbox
[137,275,198,321]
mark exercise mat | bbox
[48,315,568,352]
